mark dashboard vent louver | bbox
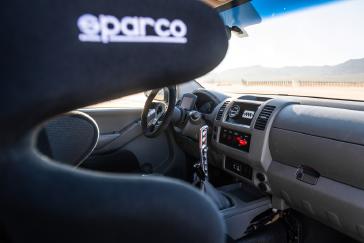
[216,101,230,120]
[254,105,276,130]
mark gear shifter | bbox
[194,125,232,210]
[193,125,209,186]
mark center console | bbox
[218,183,271,240]
[207,96,300,240]
[208,97,284,240]
[191,108,273,240]
[212,98,273,192]
[175,92,293,240]
[211,97,295,195]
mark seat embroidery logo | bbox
[78,14,188,44]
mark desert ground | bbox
[89,82,364,108]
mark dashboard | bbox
[195,92,218,114]
[177,89,221,114]
[175,88,364,242]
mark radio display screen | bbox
[226,102,260,126]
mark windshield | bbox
[199,0,364,101]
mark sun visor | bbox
[0,0,228,145]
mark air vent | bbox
[254,105,276,130]
[216,101,230,120]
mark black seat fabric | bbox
[0,0,228,242]
[1,155,226,243]
[37,111,99,166]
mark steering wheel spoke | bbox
[141,87,176,138]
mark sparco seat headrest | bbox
[0,0,228,145]
[0,1,228,243]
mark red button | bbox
[236,137,248,146]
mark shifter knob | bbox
[193,125,209,187]
[199,125,209,179]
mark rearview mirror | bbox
[225,25,248,39]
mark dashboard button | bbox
[236,137,248,146]
[219,127,251,152]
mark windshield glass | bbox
[199,0,364,100]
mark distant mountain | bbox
[202,58,364,84]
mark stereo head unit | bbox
[226,102,260,127]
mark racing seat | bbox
[0,1,228,243]
[37,111,99,166]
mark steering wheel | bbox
[141,86,176,138]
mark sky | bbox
[213,0,364,72]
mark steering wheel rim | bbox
[141,86,176,138]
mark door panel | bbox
[83,108,142,134]
[80,108,187,179]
